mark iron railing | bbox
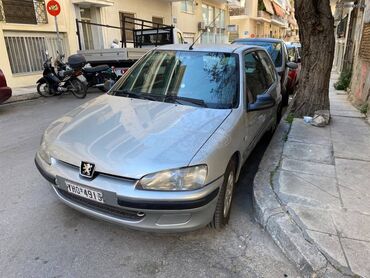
[0,0,47,24]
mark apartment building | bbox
[0,0,236,88]
[229,0,298,42]
[172,0,239,44]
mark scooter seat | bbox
[84,65,110,73]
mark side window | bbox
[244,52,269,104]
[257,51,276,86]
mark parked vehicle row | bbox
[35,44,283,232]
[232,38,300,106]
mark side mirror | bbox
[296,57,301,63]
[287,61,298,69]
[247,94,276,112]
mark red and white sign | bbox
[47,0,61,17]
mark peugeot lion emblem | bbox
[80,161,95,178]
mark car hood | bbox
[45,95,231,179]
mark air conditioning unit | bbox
[198,21,205,30]
[227,24,238,33]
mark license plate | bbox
[66,182,104,203]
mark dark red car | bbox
[286,43,301,94]
[0,69,12,104]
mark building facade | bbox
[229,0,298,42]
[0,0,235,88]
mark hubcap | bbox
[223,171,235,217]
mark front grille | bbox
[57,188,144,221]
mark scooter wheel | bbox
[37,83,55,97]
[70,79,87,99]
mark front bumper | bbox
[35,154,223,232]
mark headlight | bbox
[38,139,51,165]
[138,165,208,191]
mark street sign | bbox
[47,0,61,17]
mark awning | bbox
[263,0,275,15]
[272,2,286,17]
[72,0,114,7]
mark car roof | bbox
[233,37,284,44]
[156,43,263,53]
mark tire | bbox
[281,90,289,107]
[209,159,237,230]
[37,82,55,97]
[69,78,87,99]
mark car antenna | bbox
[189,9,223,50]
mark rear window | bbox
[234,41,283,68]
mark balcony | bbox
[257,10,271,20]
[0,0,48,24]
[71,0,114,7]
[230,7,246,16]
[271,15,288,27]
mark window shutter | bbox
[3,0,37,24]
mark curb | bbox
[252,117,346,277]
[2,92,40,105]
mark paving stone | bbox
[331,109,365,118]
[283,141,333,164]
[279,171,341,209]
[339,185,370,214]
[281,158,336,177]
[288,119,331,146]
[332,211,370,242]
[306,230,348,268]
[287,204,337,234]
[333,140,370,162]
[335,158,370,196]
[341,238,370,278]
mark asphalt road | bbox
[0,93,299,278]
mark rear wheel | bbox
[37,83,54,97]
[69,78,87,99]
[209,159,236,230]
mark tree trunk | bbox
[291,0,335,117]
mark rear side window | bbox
[257,51,276,86]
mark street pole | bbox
[54,16,62,54]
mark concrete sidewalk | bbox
[254,74,370,277]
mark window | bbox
[152,16,163,27]
[244,52,270,103]
[181,1,194,14]
[114,50,239,109]
[257,50,276,86]
[120,12,135,43]
[4,34,67,74]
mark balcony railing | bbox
[272,15,288,26]
[0,0,48,24]
[229,7,246,16]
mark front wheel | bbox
[69,78,87,99]
[209,159,236,230]
[37,82,54,97]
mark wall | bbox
[0,0,79,88]
[350,3,370,106]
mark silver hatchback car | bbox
[35,44,281,232]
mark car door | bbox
[242,50,272,156]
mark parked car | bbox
[0,69,12,104]
[232,38,297,106]
[286,43,302,94]
[35,44,282,232]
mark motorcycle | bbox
[36,52,87,99]
[82,63,118,92]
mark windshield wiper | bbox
[164,95,208,108]
[112,89,159,101]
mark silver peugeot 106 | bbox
[35,44,281,232]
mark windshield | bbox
[235,41,282,68]
[111,50,239,109]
